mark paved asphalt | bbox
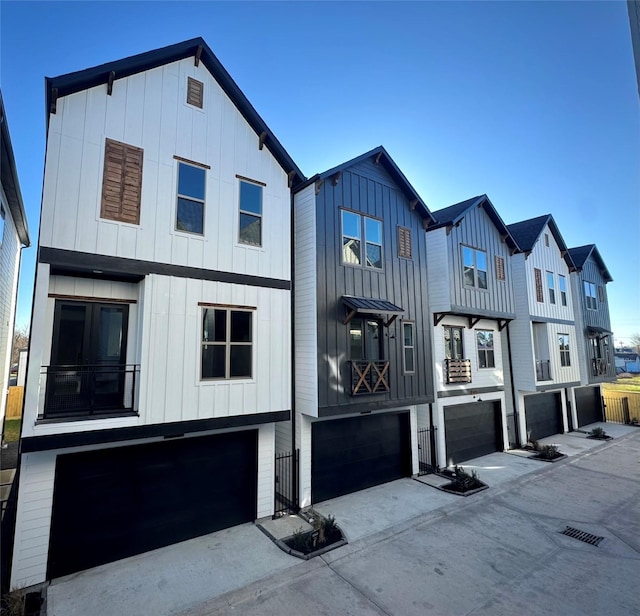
[47,426,640,616]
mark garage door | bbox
[524,392,562,441]
[311,412,411,504]
[48,430,257,579]
[575,386,603,427]
[444,401,502,465]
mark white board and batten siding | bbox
[293,184,319,417]
[425,227,451,314]
[40,57,291,281]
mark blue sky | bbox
[2,1,639,344]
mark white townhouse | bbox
[425,196,520,467]
[506,215,580,444]
[0,91,31,434]
[11,38,305,587]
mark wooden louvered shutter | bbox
[101,139,143,224]
[495,256,505,281]
[534,268,544,302]
[398,226,412,259]
[187,77,204,108]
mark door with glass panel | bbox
[47,301,129,415]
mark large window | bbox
[101,139,143,225]
[402,322,415,374]
[444,326,464,360]
[341,210,383,269]
[547,272,556,304]
[559,333,571,367]
[476,330,495,368]
[201,308,253,379]
[176,161,206,234]
[238,178,263,246]
[349,318,382,360]
[559,275,567,306]
[584,281,597,310]
[462,246,487,289]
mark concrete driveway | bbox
[47,426,640,616]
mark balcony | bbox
[535,360,551,381]
[41,364,139,420]
[349,360,390,395]
[592,358,609,377]
[445,358,472,384]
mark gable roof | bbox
[0,90,30,246]
[568,244,613,282]
[45,37,305,188]
[295,146,436,225]
[507,213,575,270]
[429,194,519,252]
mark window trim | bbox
[200,306,255,381]
[237,177,264,247]
[559,275,567,306]
[340,208,384,270]
[559,333,571,367]
[584,281,597,310]
[462,245,488,290]
[402,321,416,374]
[476,329,496,369]
[547,271,556,305]
[175,160,206,235]
[444,325,464,360]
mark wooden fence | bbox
[5,386,24,419]
[603,391,640,424]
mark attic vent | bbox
[560,526,604,547]
[187,77,204,108]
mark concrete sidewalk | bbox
[46,426,640,615]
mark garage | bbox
[575,386,603,427]
[48,430,257,579]
[444,401,503,465]
[311,412,411,504]
[524,392,563,441]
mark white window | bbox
[402,322,415,374]
[559,333,571,367]
[201,307,253,379]
[476,330,495,368]
[176,161,206,234]
[238,178,263,246]
[462,246,487,289]
[559,275,567,306]
[341,210,383,269]
[584,281,597,310]
[547,272,556,304]
[444,326,464,360]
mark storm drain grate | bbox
[560,526,604,547]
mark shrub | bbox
[590,427,608,438]
[451,465,482,491]
[537,444,560,459]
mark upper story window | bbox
[176,161,206,234]
[341,210,383,269]
[201,307,253,379]
[101,139,143,225]
[0,205,5,246]
[544,233,549,247]
[547,272,556,304]
[398,226,412,259]
[476,330,495,368]
[534,268,544,303]
[238,177,263,246]
[495,256,505,281]
[187,77,204,108]
[444,326,464,360]
[349,318,382,360]
[402,322,415,373]
[584,281,597,310]
[559,275,567,306]
[559,333,571,367]
[462,246,487,289]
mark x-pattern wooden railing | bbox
[350,360,390,395]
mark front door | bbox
[47,301,129,415]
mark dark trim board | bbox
[536,381,580,392]
[40,247,291,290]
[529,316,576,326]
[23,409,290,452]
[318,397,433,418]
[437,386,504,399]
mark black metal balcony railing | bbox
[535,359,551,381]
[349,360,390,395]
[445,358,472,384]
[592,358,609,377]
[42,364,139,419]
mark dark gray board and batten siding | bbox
[445,204,516,318]
[315,158,434,414]
[577,257,612,332]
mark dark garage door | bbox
[524,392,562,441]
[311,412,411,504]
[48,430,257,579]
[444,401,502,466]
[575,386,603,427]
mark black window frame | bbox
[559,333,571,367]
[462,245,488,290]
[238,177,264,247]
[402,321,416,374]
[176,160,206,235]
[584,281,597,310]
[444,325,464,360]
[559,275,567,306]
[476,329,495,369]
[340,209,384,271]
[547,271,556,304]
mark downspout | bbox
[506,322,520,446]
[290,186,297,510]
